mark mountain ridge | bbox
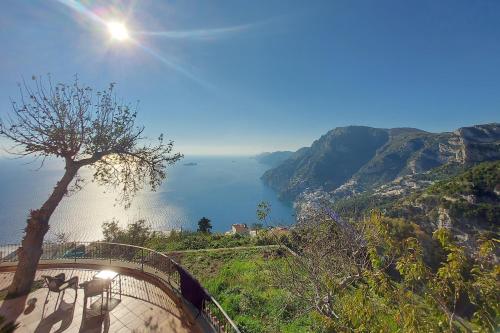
[253,151,294,167]
[262,123,500,201]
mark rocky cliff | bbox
[262,123,500,201]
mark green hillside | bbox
[396,161,500,231]
[332,161,499,238]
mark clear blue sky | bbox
[0,0,499,155]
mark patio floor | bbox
[0,268,202,332]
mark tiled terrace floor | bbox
[0,268,201,332]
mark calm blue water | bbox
[0,156,294,243]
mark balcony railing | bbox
[0,241,240,333]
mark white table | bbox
[93,270,122,307]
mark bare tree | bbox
[0,75,182,297]
[271,203,393,321]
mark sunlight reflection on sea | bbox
[0,156,294,243]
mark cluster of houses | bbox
[225,223,289,237]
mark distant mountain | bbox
[261,126,391,200]
[254,151,294,168]
[262,123,500,201]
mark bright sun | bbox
[107,21,129,41]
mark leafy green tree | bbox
[273,209,392,323]
[273,202,499,332]
[102,219,152,246]
[257,201,271,222]
[0,76,182,297]
[469,233,500,331]
[197,217,212,234]
[396,227,499,332]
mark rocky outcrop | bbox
[453,123,500,163]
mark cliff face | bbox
[262,123,500,201]
[261,126,390,200]
[452,123,500,163]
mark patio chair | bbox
[81,279,108,315]
[41,273,78,317]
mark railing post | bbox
[141,248,144,271]
[73,242,76,263]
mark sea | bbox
[0,156,294,244]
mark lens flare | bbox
[107,21,129,41]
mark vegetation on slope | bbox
[426,161,499,197]
[101,221,316,332]
[101,218,278,251]
[175,248,318,333]
[395,161,500,231]
[102,207,499,333]
[275,210,499,332]
[332,161,499,237]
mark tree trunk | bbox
[7,161,79,298]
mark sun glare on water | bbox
[107,21,129,41]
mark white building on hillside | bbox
[227,223,249,235]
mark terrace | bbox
[0,242,240,333]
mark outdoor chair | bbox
[81,279,108,315]
[41,273,78,317]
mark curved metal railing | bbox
[0,241,240,333]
